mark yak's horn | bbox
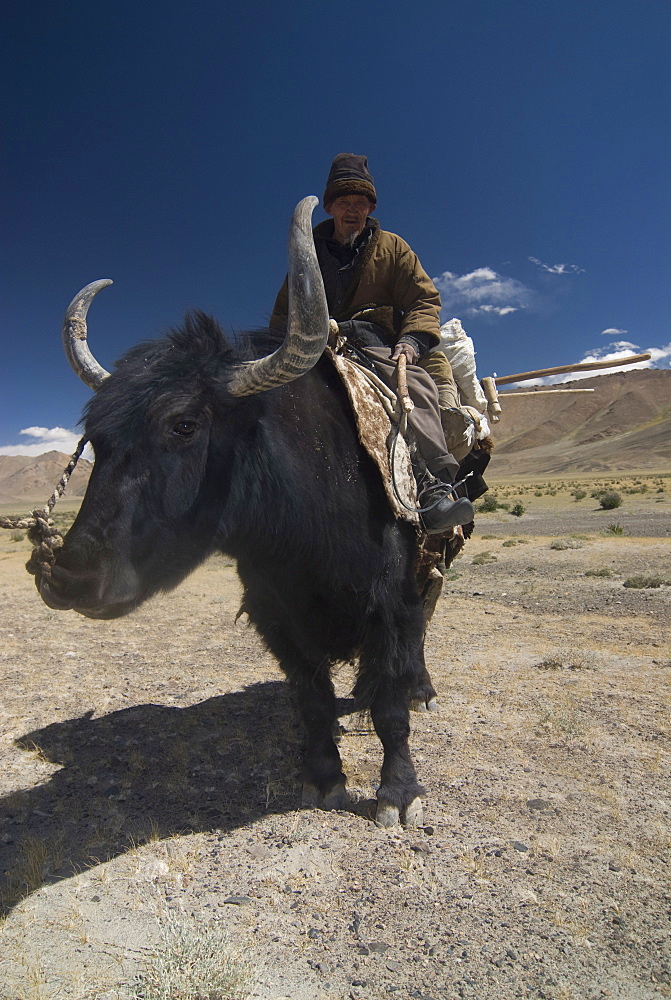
[227,196,329,397]
[63,279,113,389]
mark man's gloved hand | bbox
[391,342,418,365]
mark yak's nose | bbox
[39,575,74,611]
[37,561,103,610]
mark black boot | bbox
[419,482,474,534]
[456,448,491,502]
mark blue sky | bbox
[2,0,669,456]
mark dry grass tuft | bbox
[0,832,68,913]
[117,909,254,1000]
[471,550,497,565]
[535,648,597,671]
[623,574,669,589]
[549,538,583,550]
[536,702,589,739]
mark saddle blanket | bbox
[326,347,420,528]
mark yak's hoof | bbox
[302,781,348,811]
[375,800,400,828]
[403,796,424,828]
[410,696,438,713]
[323,782,348,810]
[376,797,424,828]
[301,782,321,807]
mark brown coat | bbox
[270,219,442,352]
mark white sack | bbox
[439,318,488,414]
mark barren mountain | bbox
[0,450,94,505]
[490,368,671,476]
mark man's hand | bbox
[391,342,418,365]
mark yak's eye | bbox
[172,419,198,438]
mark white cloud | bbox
[511,339,670,386]
[433,267,533,318]
[529,256,585,275]
[477,305,519,316]
[600,327,628,337]
[0,426,93,459]
[593,339,639,352]
[646,342,671,365]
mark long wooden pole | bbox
[498,388,596,396]
[494,352,651,386]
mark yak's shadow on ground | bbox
[0,682,361,916]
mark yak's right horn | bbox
[63,279,113,389]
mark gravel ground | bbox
[0,491,669,1000]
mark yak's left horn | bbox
[63,279,113,389]
[227,196,329,397]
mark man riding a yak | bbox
[270,153,489,535]
[13,157,500,829]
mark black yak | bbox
[37,197,437,827]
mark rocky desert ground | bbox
[0,474,669,1000]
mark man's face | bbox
[327,195,374,243]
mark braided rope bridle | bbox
[0,437,88,583]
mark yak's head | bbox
[38,197,330,619]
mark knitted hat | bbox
[323,153,377,209]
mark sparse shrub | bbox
[127,909,253,1000]
[472,551,497,565]
[480,534,497,539]
[534,490,543,497]
[604,523,625,535]
[623,575,667,589]
[549,538,583,550]
[478,493,500,513]
[572,489,587,501]
[10,531,24,543]
[537,706,587,737]
[585,568,613,578]
[502,539,517,547]
[536,648,596,671]
[536,654,564,670]
[598,490,622,510]
[510,501,525,517]
[624,485,648,494]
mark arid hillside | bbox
[490,368,671,477]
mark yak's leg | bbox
[246,601,347,809]
[289,666,348,810]
[369,676,424,829]
[409,644,438,713]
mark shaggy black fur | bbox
[41,314,435,815]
